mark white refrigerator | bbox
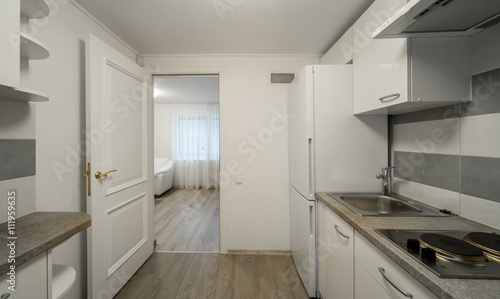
[288,65,387,297]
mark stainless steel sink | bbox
[326,193,447,216]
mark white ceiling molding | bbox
[141,53,323,58]
[69,0,139,55]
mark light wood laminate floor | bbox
[114,252,310,299]
[155,188,219,252]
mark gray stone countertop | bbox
[316,192,500,299]
[0,212,91,276]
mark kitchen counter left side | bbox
[0,211,91,275]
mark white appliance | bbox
[288,65,387,298]
[374,0,500,39]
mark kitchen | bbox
[1,0,500,298]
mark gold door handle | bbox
[95,170,117,179]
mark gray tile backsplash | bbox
[390,67,500,210]
[394,151,460,192]
[0,139,36,181]
[461,156,500,203]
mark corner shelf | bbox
[0,0,51,103]
[0,84,49,102]
[52,264,76,299]
[20,32,50,60]
[21,0,50,19]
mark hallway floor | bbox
[155,188,219,252]
[113,252,309,299]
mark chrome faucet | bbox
[376,166,399,196]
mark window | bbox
[178,114,219,161]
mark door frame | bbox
[151,67,227,253]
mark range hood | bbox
[373,0,500,39]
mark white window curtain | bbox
[163,103,219,189]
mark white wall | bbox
[145,55,319,251]
[29,1,137,298]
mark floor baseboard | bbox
[227,249,291,256]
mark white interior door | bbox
[85,34,154,298]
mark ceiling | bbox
[154,75,219,103]
[73,0,374,55]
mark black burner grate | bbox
[466,232,500,255]
[419,233,484,257]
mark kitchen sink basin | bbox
[326,193,447,216]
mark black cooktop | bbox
[376,229,500,279]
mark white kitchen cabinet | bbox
[352,0,470,115]
[0,250,76,299]
[355,232,438,299]
[0,252,48,299]
[318,201,354,299]
[0,0,50,102]
[320,27,353,65]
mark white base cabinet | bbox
[355,232,438,299]
[318,201,354,299]
[0,250,76,299]
[0,252,48,299]
[317,204,439,299]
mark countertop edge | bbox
[0,212,91,276]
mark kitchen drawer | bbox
[355,232,437,299]
[355,259,392,299]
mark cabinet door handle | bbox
[379,93,400,102]
[378,267,413,298]
[334,225,349,239]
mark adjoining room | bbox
[153,75,220,252]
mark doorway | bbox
[152,74,220,252]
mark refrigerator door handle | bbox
[309,205,314,238]
[308,138,313,198]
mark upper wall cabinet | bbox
[351,0,470,115]
[320,28,353,65]
[0,0,50,102]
